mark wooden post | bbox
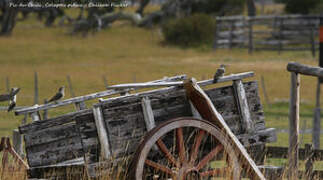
[34,72,39,105]
[93,105,111,160]
[313,78,321,149]
[21,114,27,125]
[213,19,219,50]
[261,76,270,106]
[305,144,314,180]
[12,129,23,157]
[31,111,41,122]
[102,75,109,89]
[141,97,156,131]
[67,75,86,110]
[43,99,48,120]
[320,16,323,82]
[233,80,254,134]
[229,20,234,49]
[248,17,254,54]
[67,75,75,97]
[288,72,300,180]
[278,18,283,54]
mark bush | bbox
[284,0,320,14]
[191,0,244,16]
[162,14,215,47]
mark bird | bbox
[7,94,16,112]
[48,86,65,103]
[213,64,226,83]
[7,88,20,112]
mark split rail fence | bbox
[214,15,322,56]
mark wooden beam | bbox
[141,97,156,131]
[15,75,187,115]
[288,72,300,180]
[34,72,39,105]
[189,101,202,119]
[31,111,41,122]
[305,144,314,180]
[108,72,254,89]
[233,80,254,134]
[93,105,111,160]
[184,78,265,180]
[313,79,321,149]
[287,62,323,78]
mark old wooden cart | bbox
[15,71,276,179]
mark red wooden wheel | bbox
[128,117,243,180]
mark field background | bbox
[0,5,322,161]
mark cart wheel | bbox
[128,117,242,180]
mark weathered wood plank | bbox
[287,62,323,78]
[93,105,111,160]
[141,97,156,131]
[15,75,187,115]
[233,80,254,134]
[24,123,79,147]
[26,136,83,167]
[106,72,254,90]
[288,72,300,180]
[19,109,92,134]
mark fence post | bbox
[213,18,219,50]
[260,76,270,106]
[43,99,48,120]
[313,16,323,149]
[34,72,39,105]
[278,17,283,54]
[288,72,300,180]
[229,20,234,49]
[313,78,321,149]
[248,17,254,54]
[305,144,314,180]
[102,75,109,89]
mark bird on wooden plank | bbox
[213,64,226,83]
[7,88,20,112]
[48,86,65,103]
[7,94,16,112]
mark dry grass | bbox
[0,8,323,179]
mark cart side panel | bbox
[96,81,265,159]
[19,110,93,168]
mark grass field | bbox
[0,11,323,176]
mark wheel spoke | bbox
[189,130,205,165]
[200,167,228,177]
[196,144,223,171]
[176,127,186,164]
[156,139,179,167]
[145,159,174,175]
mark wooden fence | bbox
[214,15,321,56]
[261,145,323,179]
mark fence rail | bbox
[214,15,322,56]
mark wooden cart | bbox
[16,72,276,179]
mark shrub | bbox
[162,14,215,47]
[284,0,320,14]
[190,0,244,16]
